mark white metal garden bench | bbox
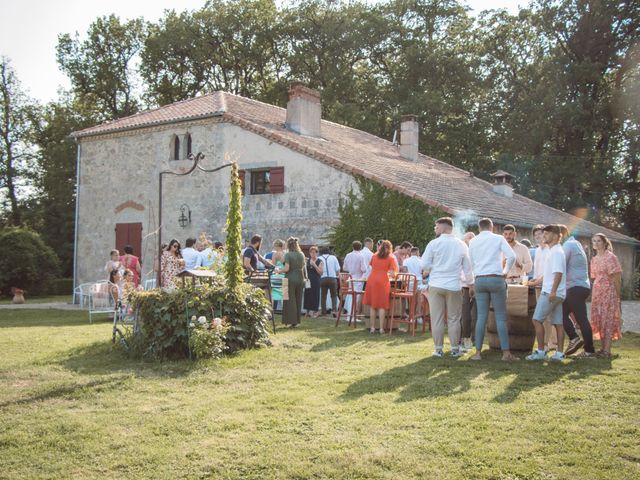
[88,281,117,323]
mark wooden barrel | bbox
[486,286,537,352]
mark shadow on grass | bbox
[0,309,105,328]
[56,341,197,379]
[306,317,429,352]
[340,351,614,404]
[0,376,131,408]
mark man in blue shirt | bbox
[559,225,594,357]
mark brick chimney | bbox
[399,115,419,161]
[285,82,321,137]
[491,170,514,198]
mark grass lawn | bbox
[1,309,638,479]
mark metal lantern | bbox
[178,204,191,228]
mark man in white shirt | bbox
[422,217,473,358]
[526,224,567,361]
[182,238,202,270]
[530,224,555,351]
[343,241,369,313]
[502,224,533,283]
[319,246,341,316]
[468,218,518,362]
[361,237,374,280]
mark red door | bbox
[115,223,143,260]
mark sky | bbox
[0,0,523,104]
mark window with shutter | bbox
[269,167,284,193]
[250,170,270,194]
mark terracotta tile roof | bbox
[72,92,639,245]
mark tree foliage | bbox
[0,57,40,227]
[328,177,447,257]
[1,0,638,282]
[31,98,94,276]
[0,228,60,295]
[56,14,145,121]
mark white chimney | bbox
[491,170,514,198]
[285,82,321,137]
[399,115,419,161]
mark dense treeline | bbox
[0,0,638,276]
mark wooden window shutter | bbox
[238,170,245,194]
[270,167,284,193]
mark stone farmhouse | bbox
[71,83,639,290]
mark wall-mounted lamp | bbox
[178,204,192,228]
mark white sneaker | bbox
[432,349,444,358]
[526,350,547,361]
[450,348,465,358]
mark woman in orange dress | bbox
[363,240,398,334]
[590,233,622,358]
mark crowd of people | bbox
[104,245,143,305]
[107,218,624,358]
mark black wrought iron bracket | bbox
[157,152,234,286]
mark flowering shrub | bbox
[189,315,229,359]
[128,281,271,360]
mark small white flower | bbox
[198,316,207,325]
[212,317,222,327]
[191,315,196,322]
[189,322,195,328]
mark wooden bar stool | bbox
[335,272,357,328]
[388,273,418,335]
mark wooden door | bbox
[115,223,143,259]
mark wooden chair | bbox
[335,272,357,328]
[388,273,418,335]
[419,289,432,333]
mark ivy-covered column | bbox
[224,162,244,290]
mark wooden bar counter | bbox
[486,284,537,352]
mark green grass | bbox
[0,294,71,305]
[1,309,638,480]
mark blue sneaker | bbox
[526,350,547,361]
[550,351,565,361]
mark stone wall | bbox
[76,121,356,285]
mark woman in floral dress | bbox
[161,239,185,290]
[590,233,622,357]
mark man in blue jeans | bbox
[558,224,595,357]
[468,218,518,361]
[527,224,567,361]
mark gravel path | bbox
[2,301,640,333]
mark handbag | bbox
[304,260,311,289]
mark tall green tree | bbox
[328,177,446,257]
[32,97,95,276]
[0,56,40,227]
[141,0,286,106]
[56,14,146,120]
